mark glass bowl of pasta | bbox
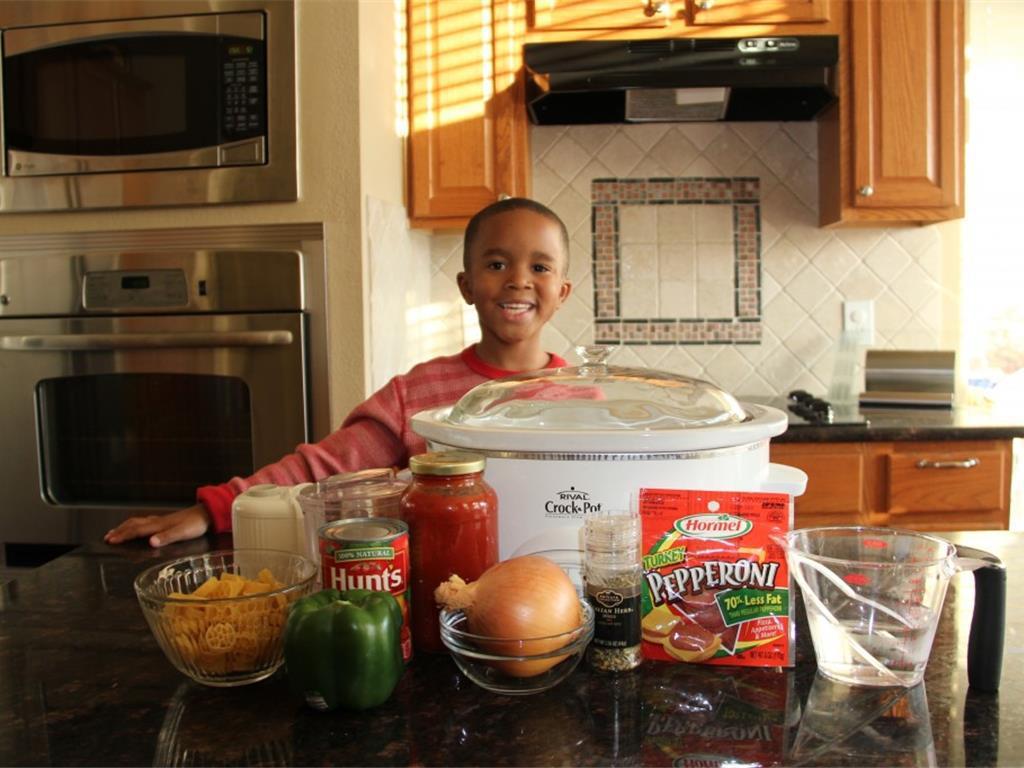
[135,549,318,687]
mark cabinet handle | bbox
[858,185,875,197]
[644,0,669,16]
[915,458,980,470]
[696,0,714,8]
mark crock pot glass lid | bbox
[447,346,748,431]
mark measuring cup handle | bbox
[966,560,1006,693]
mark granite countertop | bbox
[753,398,1024,443]
[1,531,1019,767]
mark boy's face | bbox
[457,209,572,348]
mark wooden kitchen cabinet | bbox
[525,0,838,37]
[406,0,845,228]
[819,0,965,225]
[687,0,830,26]
[770,443,870,527]
[772,440,1011,531]
[528,0,671,31]
[406,0,529,228]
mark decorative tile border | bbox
[591,177,762,344]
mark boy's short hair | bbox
[462,197,571,274]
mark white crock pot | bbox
[412,346,807,559]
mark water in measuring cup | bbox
[806,600,939,687]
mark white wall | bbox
[358,0,435,393]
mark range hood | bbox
[524,37,838,124]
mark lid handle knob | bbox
[575,344,614,375]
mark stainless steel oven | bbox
[0,223,328,574]
[0,0,296,212]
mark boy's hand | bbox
[104,505,212,548]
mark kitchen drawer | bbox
[886,448,1007,523]
[774,438,1013,531]
[771,444,867,527]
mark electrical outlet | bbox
[843,300,875,345]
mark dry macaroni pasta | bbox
[163,568,290,675]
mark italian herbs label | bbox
[638,488,792,667]
[587,585,641,649]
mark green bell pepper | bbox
[283,588,404,711]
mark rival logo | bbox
[674,513,752,540]
[544,486,602,518]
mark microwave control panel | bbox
[83,270,188,310]
[221,38,266,138]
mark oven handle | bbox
[0,330,294,351]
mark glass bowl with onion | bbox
[437,549,594,695]
[135,549,318,687]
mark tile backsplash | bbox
[428,122,950,396]
[592,176,762,344]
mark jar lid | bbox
[449,345,747,431]
[408,450,485,476]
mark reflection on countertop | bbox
[789,675,935,766]
[0,531,1019,766]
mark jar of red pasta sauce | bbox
[400,450,498,653]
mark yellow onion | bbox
[435,555,582,677]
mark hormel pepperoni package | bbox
[639,488,793,667]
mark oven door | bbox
[2,12,267,176]
[0,311,307,561]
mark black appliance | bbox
[524,36,838,125]
[785,390,870,427]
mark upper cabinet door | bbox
[407,0,528,228]
[528,0,672,31]
[527,0,833,34]
[688,0,830,25]
[849,0,963,212]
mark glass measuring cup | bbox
[776,527,1004,690]
[295,468,408,563]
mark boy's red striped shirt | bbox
[197,345,567,532]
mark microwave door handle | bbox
[5,139,265,177]
[0,330,294,351]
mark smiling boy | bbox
[105,198,574,547]
[458,200,573,372]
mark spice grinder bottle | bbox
[584,508,643,672]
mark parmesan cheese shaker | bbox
[231,483,307,555]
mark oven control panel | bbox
[83,270,188,310]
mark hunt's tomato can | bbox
[319,517,412,661]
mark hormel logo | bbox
[674,513,752,540]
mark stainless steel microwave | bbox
[0,1,297,212]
